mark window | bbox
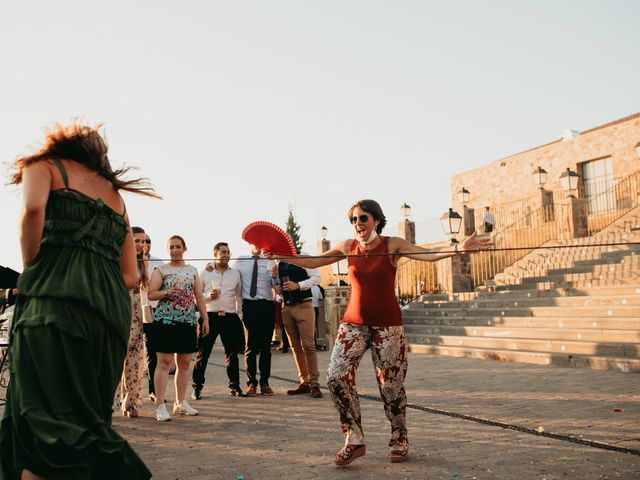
[581,157,615,214]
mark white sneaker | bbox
[155,404,171,422]
[173,399,198,416]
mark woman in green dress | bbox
[0,122,158,479]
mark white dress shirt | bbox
[200,266,242,314]
[311,285,324,308]
[289,252,321,291]
[232,256,274,301]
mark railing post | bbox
[323,286,350,350]
[397,219,416,244]
[437,253,473,294]
[562,196,589,239]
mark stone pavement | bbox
[109,347,640,480]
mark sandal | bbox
[334,444,366,466]
[388,439,409,463]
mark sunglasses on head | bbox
[350,214,370,224]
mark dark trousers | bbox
[143,322,157,395]
[242,299,275,387]
[192,312,245,390]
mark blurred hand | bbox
[461,231,494,252]
[283,280,300,291]
[198,318,210,337]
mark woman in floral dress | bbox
[147,235,209,422]
[114,226,148,417]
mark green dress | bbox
[0,160,151,479]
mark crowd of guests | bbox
[1,122,492,478]
[125,233,326,424]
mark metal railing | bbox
[470,203,561,287]
[585,171,640,236]
[395,255,438,302]
[396,170,640,296]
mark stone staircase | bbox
[404,206,640,372]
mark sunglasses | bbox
[350,214,370,224]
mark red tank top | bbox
[342,236,402,327]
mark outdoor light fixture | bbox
[559,167,579,196]
[635,141,640,159]
[458,187,470,205]
[400,203,412,218]
[320,225,328,239]
[532,166,548,188]
[440,208,462,243]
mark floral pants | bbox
[327,323,408,446]
[114,293,145,415]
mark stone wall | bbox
[322,286,350,350]
[451,114,640,227]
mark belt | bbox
[287,298,312,306]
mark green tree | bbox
[285,207,304,254]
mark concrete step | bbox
[467,284,640,299]
[412,295,640,309]
[403,324,640,343]
[407,344,640,372]
[405,334,640,357]
[402,314,640,330]
[513,257,640,276]
[519,271,640,285]
[494,277,640,290]
[406,305,640,318]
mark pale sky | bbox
[1,0,639,272]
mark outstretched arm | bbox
[390,232,492,262]
[269,240,350,268]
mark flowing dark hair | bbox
[132,226,149,290]
[9,121,160,198]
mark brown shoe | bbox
[310,385,323,398]
[287,383,311,395]
[388,439,409,463]
[334,444,366,466]
[246,385,257,397]
[260,384,274,396]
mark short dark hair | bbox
[347,199,387,234]
[132,226,145,235]
[169,234,186,248]
[213,242,229,253]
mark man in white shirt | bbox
[232,244,276,396]
[483,206,496,233]
[191,242,246,399]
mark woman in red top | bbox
[277,199,490,466]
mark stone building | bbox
[451,113,640,234]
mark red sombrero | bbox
[241,221,297,257]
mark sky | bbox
[1,0,639,272]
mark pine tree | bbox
[285,207,304,254]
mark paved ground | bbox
[108,347,640,480]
